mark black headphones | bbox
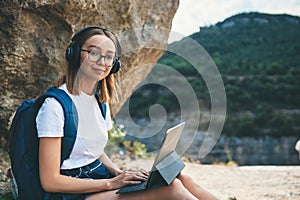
[65,26,121,74]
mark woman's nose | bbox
[96,57,105,65]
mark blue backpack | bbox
[7,87,106,200]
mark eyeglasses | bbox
[81,49,115,66]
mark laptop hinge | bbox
[147,151,185,188]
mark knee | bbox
[178,173,194,184]
[180,173,193,181]
[166,179,192,198]
[178,173,202,191]
[168,178,187,194]
[170,178,184,189]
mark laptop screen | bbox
[150,122,185,171]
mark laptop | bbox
[116,122,186,194]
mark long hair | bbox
[57,27,121,103]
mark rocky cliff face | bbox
[0,0,179,140]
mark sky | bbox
[169,0,300,43]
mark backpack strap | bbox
[95,94,107,120]
[37,88,107,164]
[36,87,78,164]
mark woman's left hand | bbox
[124,168,149,179]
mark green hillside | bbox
[130,12,300,137]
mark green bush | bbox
[105,122,147,158]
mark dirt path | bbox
[1,150,300,200]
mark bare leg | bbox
[87,179,197,200]
[177,173,219,200]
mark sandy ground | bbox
[119,158,300,200]
[185,164,300,200]
[1,150,300,200]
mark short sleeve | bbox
[36,97,65,138]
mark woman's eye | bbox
[90,51,98,56]
[106,55,114,60]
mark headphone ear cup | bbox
[65,43,81,69]
[65,44,73,61]
[110,58,121,74]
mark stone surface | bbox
[0,0,179,140]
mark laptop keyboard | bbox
[117,180,148,193]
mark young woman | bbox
[37,26,219,200]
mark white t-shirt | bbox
[36,84,112,169]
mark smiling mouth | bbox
[93,68,106,73]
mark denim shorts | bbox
[45,159,114,200]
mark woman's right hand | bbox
[107,170,148,190]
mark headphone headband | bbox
[71,26,106,42]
